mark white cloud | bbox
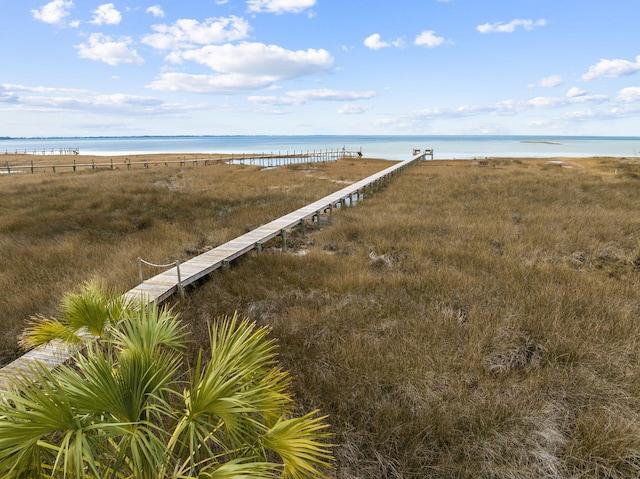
[148,72,275,93]
[477,18,547,34]
[246,95,296,106]
[90,3,121,25]
[400,101,524,122]
[142,16,250,50]
[146,5,165,18]
[363,33,404,50]
[148,43,333,94]
[0,85,20,103]
[169,42,333,79]
[581,56,640,81]
[566,87,586,98]
[76,33,144,66]
[338,104,371,114]
[527,91,607,108]
[527,96,568,108]
[364,33,388,50]
[0,83,197,116]
[559,110,598,122]
[376,90,615,130]
[2,83,88,94]
[529,75,564,88]
[247,0,316,14]
[249,88,376,105]
[616,87,640,103]
[31,0,74,25]
[286,89,375,103]
[414,30,445,48]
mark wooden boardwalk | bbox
[0,151,428,391]
[2,148,360,174]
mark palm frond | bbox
[180,314,292,450]
[19,315,84,350]
[18,281,132,350]
[263,412,333,479]
[208,313,280,378]
[3,301,333,479]
[112,302,188,353]
[0,363,95,478]
[196,458,279,479]
[60,280,130,338]
[60,281,111,336]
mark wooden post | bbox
[73,160,76,173]
[31,161,34,174]
[137,257,143,283]
[176,261,185,298]
[300,219,306,237]
[281,229,287,252]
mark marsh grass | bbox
[0,157,389,364]
[5,156,640,477]
[175,157,640,478]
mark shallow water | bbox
[2,135,639,160]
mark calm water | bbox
[2,135,640,160]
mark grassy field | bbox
[0,155,387,364]
[3,155,640,477]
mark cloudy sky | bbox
[2,0,640,136]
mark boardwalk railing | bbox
[227,149,361,166]
[4,147,79,155]
[2,157,220,174]
[1,149,359,174]
[0,151,429,391]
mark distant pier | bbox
[1,148,362,174]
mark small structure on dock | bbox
[413,148,434,160]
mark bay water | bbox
[2,135,640,161]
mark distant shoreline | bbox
[520,140,562,145]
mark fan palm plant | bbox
[0,285,332,478]
[19,281,132,349]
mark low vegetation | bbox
[1,283,332,478]
[3,155,640,477]
[0,155,385,364]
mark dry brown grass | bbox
[0,156,389,364]
[5,155,640,477]
[174,157,640,478]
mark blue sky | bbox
[2,0,640,136]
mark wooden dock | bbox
[2,148,359,174]
[0,151,428,391]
